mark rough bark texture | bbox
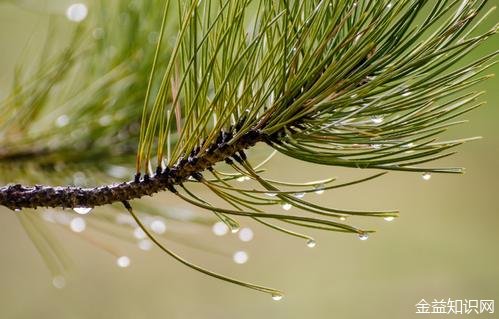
[0,129,265,211]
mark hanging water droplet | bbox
[272,293,283,301]
[55,115,69,127]
[231,226,240,234]
[233,251,249,264]
[281,203,292,211]
[212,221,229,236]
[238,227,254,242]
[265,192,277,197]
[306,239,316,248]
[358,233,369,241]
[133,227,146,239]
[150,219,166,234]
[314,184,325,195]
[384,216,395,222]
[138,239,152,251]
[371,116,384,124]
[52,276,66,289]
[116,256,131,268]
[293,192,305,199]
[66,3,88,22]
[70,217,86,233]
[422,172,432,181]
[73,207,92,215]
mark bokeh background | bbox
[0,1,497,318]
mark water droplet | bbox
[306,239,316,248]
[243,176,251,181]
[138,239,152,251]
[384,216,395,222]
[14,208,21,212]
[133,227,146,239]
[55,115,69,127]
[66,3,88,22]
[272,293,283,301]
[150,220,166,234]
[371,116,384,124]
[403,142,414,148]
[236,176,245,182]
[293,192,305,199]
[73,207,92,215]
[238,227,254,242]
[116,256,131,268]
[52,276,66,289]
[70,217,86,233]
[98,115,112,126]
[371,144,382,149]
[402,90,411,97]
[386,2,393,9]
[358,233,369,241]
[314,184,325,195]
[422,172,432,181]
[339,216,347,221]
[212,221,229,236]
[281,203,292,211]
[230,226,240,234]
[265,192,277,197]
[233,251,249,264]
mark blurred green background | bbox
[0,1,498,318]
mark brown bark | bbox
[0,129,264,211]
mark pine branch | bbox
[1,0,497,298]
[0,128,263,210]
